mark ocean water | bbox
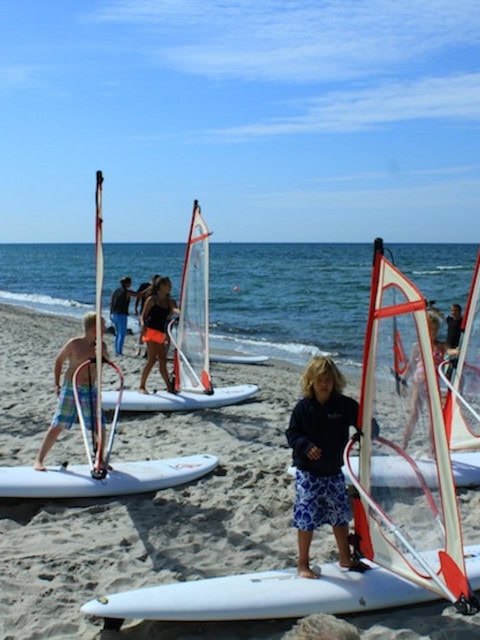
[0,242,477,369]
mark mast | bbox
[92,171,106,477]
[73,172,123,479]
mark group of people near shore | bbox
[109,274,180,393]
[33,291,464,582]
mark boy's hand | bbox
[306,445,322,461]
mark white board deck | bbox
[102,384,258,412]
[81,543,480,621]
[0,454,219,499]
[287,450,480,488]
[210,354,269,365]
[344,451,480,488]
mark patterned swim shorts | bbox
[51,383,102,431]
[293,469,350,530]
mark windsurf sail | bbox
[345,238,477,613]
[442,246,480,450]
[73,171,123,479]
[171,200,213,394]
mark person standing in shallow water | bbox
[286,356,360,579]
[110,276,141,356]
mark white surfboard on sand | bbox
[0,454,219,499]
[210,354,269,365]
[287,450,480,488]
[345,451,480,488]
[81,543,480,625]
[102,384,258,412]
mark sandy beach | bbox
[1,304,480,639]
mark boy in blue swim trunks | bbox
[33,312,109,471]
[286,356,359,579]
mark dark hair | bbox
[147,276,171,297]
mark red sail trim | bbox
[190,231,212,244]
[393,329,407,375]
[375,299,425,319]
[438,551,472,602]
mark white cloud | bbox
[93,0,480,82]
[206,73,480,139]
[0,65,45,92]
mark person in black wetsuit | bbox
[139,276,179,393]
[430,302,463,349]
[110,277,141,356]
[286,356,360,579]
[445,303,463,349]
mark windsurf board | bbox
[345,451,480,488]
[210,354,269,365]
[81,543,480,622]
[0,454,218,499]
[288,450,480,488]
[102,384,258,412]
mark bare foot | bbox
[297,565,321,579]
[33,461,47,471]
[139,388,149,394]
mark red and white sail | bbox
[345,239,475,611]
[173,200,213,393]
[443,247,480,450]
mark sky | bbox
[1,0,480,243]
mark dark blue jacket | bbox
[286,392,359,476]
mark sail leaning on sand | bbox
[345,238,476,612]
[443,246,480,450]
[172,200,213,394]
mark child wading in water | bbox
[286,356,361,579]
[33,312,109,471]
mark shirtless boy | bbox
[33,312,109,471]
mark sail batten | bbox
[346,239,475,611]
[174,201,213,394]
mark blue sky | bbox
[1,0,480,243]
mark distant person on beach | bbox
[33,312,109,471]
[139,276,179,394]
[110,276,141,356]
[135,274,160,356]
[286,356,364,579]
[401,313,446,450]
[429,302,463,349]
